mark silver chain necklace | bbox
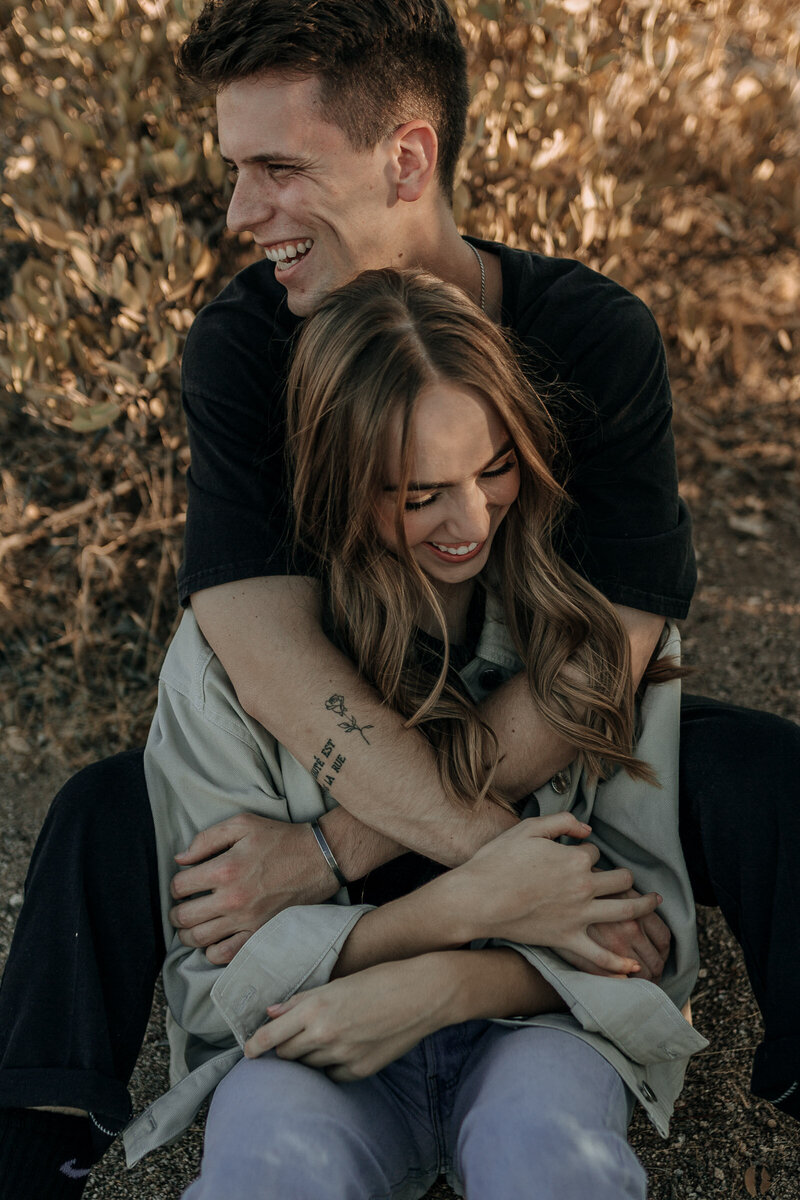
[467,241,486,312]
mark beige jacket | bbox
[123,603,706,1165]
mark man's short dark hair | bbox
[178,0,469,197]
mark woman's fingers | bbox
[569,934,640,978]
[589,866,635,897]
[520,812,592,841]
[244,998,306,1058]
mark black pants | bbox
[0,698,798,1131]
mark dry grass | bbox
[1,0,798,763]
[1,7,799,1196]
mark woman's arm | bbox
[330,816,661,980]
[243,947,564,1082]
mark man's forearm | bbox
[485,603,666,797]
[317,805,404,882]
[192,580,664,869]
[192,577,516,867]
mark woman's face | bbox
[375,381,520,586]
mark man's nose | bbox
[226,176,273,235]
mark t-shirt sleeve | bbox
[176,265,310,606]
[507,255,696,618]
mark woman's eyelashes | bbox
[482,457,517,480]
[403,456,517,512]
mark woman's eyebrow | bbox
[384,440,514,492]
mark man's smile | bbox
[261,238,314,267]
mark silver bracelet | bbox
[309,819,348,888]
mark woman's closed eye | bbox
[404,493,440,512]
[481,456,517,480]
[403,456,517,511]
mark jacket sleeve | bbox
[487,625,704,1063]
[143,611,341,1045]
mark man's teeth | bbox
[265,240,313,267]
[431,542,479,556]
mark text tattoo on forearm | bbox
[311,734,348,789]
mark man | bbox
[0,2,798,1196]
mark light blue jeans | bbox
[183,1021,646,1199]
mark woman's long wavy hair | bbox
[287,268,669,809]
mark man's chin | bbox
[281,282,324,318]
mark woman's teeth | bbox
[430,542,479,556]
[265,240,313,268]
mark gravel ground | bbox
[1,510,798,1199]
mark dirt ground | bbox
[2,0,799,1194]
[2,498,799,1198]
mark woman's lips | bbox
[423,540,485,564]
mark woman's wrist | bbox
[425,947,564,1027]
[421,862,486,947]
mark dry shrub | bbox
[1,0,798,766]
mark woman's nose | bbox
[443,487,492,543]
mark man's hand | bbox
[559,887,671,982]
[436,816,663,977]
[170,814,338,965]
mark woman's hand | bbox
[243,956,449,1081]
[436,815,662,976]
[244,947,562,1081]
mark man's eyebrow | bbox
[221,152,306,167]
[384,440,514,492]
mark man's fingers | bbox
[169,894,226,931]
[639,908,672,954]
[628,935,665,983]
[174,820,243,867]
[590,892,661,926]
[206,931,251,965]
[175,915,239,950]
[170,860,220,900]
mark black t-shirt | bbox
[177,238,696,618]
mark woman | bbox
[125,270,706,1197]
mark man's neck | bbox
[402,207,502,321]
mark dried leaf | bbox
[728,513,770,539]
[158,205,178,264]
[70,400,122,433]
[745,1165,757,1197]
[69,242,98,288]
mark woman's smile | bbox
[377,381,520,587]
[423,539,485,563]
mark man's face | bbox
[217,73,402,316]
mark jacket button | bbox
[640,1082,657,1102]
[479,668,503,690]
[550,769,571,795]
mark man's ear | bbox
[391,121,439,202]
